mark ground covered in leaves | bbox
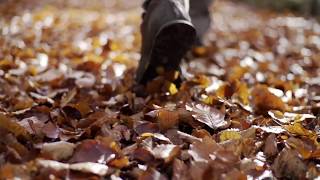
[0,0,320,179]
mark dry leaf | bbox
[152,144,180,163]
[41,141,76,160]
[219,130,241,142]
[284,123,315,137]
[272,148,307,179]
[157,109,179,131]
[0,114,30,139]
[186,103,227,130]
[251,85,286,113]
[263,134,278,158]
[37,159,110,176]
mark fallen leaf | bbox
[0,114,30,139]
[272,148,307,179]
[35,69,64,83]
[157,109,179,131]
[186,103,227,130]
[135,122,160,135]
[60,88,77,107]
[75,72,96,88]
[42,121,60,139]
[69,139,116,164]
[284,123,315,137]
[37,159,111,176]
[167,83,178,95]
[108,156,129,169]
[219,130,241,142]
[132,148,155,163]
[286,137,313,159]
[172,159,189,180]
[41,141,76,160]
[139,168,168,180]
[263,134,278,158]
[152,144,180,163]
[251,85,286,113]
[268,110,316,124]
[188,137,221,162]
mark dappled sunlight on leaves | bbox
[0,0,319,179]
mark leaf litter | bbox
[0,0,320,179]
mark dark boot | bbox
[136,0,196,84]
[190,0,214,45]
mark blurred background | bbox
[237,0,320,17]
[0,0,319,21]
[0,0,319,16]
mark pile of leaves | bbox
[0,0,319,179]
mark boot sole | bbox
[137,21,196,84]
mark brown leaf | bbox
[135,122,160,135]
[69,139,116,164]
[263,134,278,158]
[172,159,189,180]
[42,121,60,139]
[60,88,77,107]
[0,114,30,139]
[251,85,286,113]
[188,137,221,162]
[61,105,82,120]
[272,148,307,179]
[139,168,168,180]
[157,109,179,131]
[186,103,227,130]
[132,148,155,163]
[286,137,313,159]
[108,156,129,169]
[17,116,45,135]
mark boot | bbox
[190,0,214,45]
[136,0,196,84]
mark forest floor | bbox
[0,0,319,179]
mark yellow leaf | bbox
[168,83,178,95]
[237,83,249,105]
[227,66,248,82]
[85,53,103,63]
[220,130,241,142]
[192,75,210,88]
[284,123,315,137]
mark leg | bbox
[190,0,214,45]
[136,0,196,84]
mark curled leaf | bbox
[251,85,286,113]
